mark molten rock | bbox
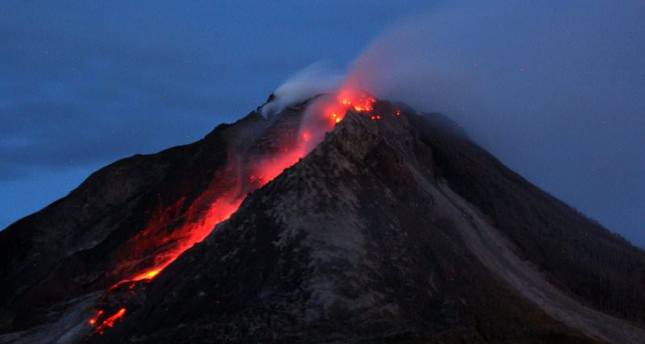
[1,96,645,344]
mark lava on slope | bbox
[87,89,401,334]
[89,308,126,335]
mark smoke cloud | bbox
[261,62,343,118]
[344,0,645,245]
[266,0,645,246]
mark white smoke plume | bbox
[344,0,645,245]
[261,62,343,118]
[264,0,644,245]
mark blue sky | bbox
[1,1,643,247]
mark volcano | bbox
[1,93,645,344]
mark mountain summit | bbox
[1,96,644,344]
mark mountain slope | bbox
[415,114,645,325]
[1,98,644,343]
[93,105,644,343]
[0,101,308,341]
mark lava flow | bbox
[89,308,126,335]
[88,88,396,334]
[323,89,377,126]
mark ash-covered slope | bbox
[2,97,645,344]
[0,99,309,342]
[91,105,644,343]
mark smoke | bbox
[343,0,645,244]
[347,1,645,120]
[261,62,343,118]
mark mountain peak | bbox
[2,96,645,344]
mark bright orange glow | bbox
[133,269,160,281]
[89,86,395,334]
[111,188,245,288]
[338,89,375,113]
[88,310,104,326]
[316,89,378,129]
[93,308,127,334]
[248,145,306,186]
[91,109,313,333]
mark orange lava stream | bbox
[90,308,126,335]
[323,89,376,127]
[89,88,396,334]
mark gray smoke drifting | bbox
[345,0,645,245]
[262,62,342,118]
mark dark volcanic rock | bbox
[94,107,643,343]
[2,98,645,344]
[0,103,305,340]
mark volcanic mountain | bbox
[1,94,645,344]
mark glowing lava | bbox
[89,87,393,334]
[88,310,104,326]
[134,269,160,281]
[320,89,376,127]
[90,133,308,335]
[90,308,126,335]
[118,89,379,287]
[117,88,381,285]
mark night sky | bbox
[1,1,643,247]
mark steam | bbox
[346,0,645,136]
[265,0,644,246]
[261,62,343,118]
[343,0,645,243]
